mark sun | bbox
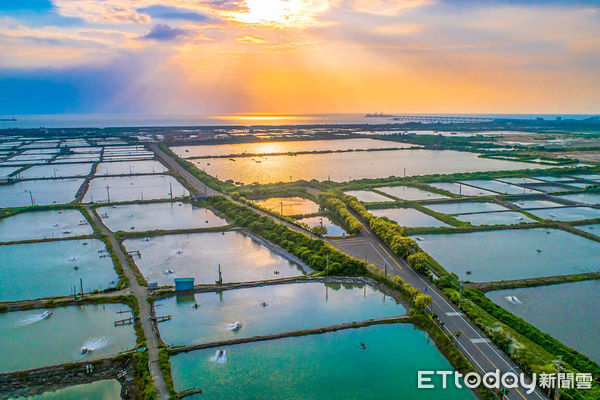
[231,0,331,28]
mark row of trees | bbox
[209,196,366,276]
[318,193,362,234]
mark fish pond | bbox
[415,228,600,282]
[0,304,136,372]
[454,211,535,226]
[0,209,92,242]
[0,239,118,301]
[296,216,346,236]
[376,185,449,201]
[527,206,600,221]
[487,280,600,363]
[556,192,600,205]
[170,324,475,400]
[19,163,93,179]
[193,150,547,184]
[509,199,565,209]
[0,179,83,207]
[157,281,404,346]
[460,180,540,195]
[94,160,168,176]
[97,202,227,232]
[344,190,393,203]
[370,208,449,227]
[427,182,496,196]
[253,197,320,215]
[123,231,305,286]
[83,175,188,203]
[171,138,413,158]
[575,223,600,237]
[425,202,507,215]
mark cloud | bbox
[351,0,432,16]
[236,34,267,44]
[374,23,422,35]
[137,5,216,22]
[142,24,187,41]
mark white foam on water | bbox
[81,336,110,353]
[15,311,53,327]
[210,349,227,364]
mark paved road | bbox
[152,143,548,400]
[87,206,170,400]
[330,213,548,400]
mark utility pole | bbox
[29,190,34,206]
[458,280,463,310]
[404,167,406,178]
[384,262,387,278]
[169,182,173,201]
[106,185,110,203]
[280,201,283,216]
[552,356,562,400]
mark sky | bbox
[0,0,599,115]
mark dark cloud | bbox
[142,24,187,41]
[137,5,217,22]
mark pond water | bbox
[460,180,540,195]
[0,304,136,372]
[572,174,600,182]
[123,231,305,286]
[83,175,188,203]
[557,192,600,205]
[528,207,600,221]
[376,185,449,201]
[0,239,118,301]
[170,324,475,400]
[487,280,600,363]
[344,190,393,203]
[576,224,600,237]
[171,139,413,158]
[297,216,346,237]
[496,177,540,185]
[97,202,227,232]
[11,379,122,400]
[0,210,92,242]
[193,150,547,184]
[19,163,93,179]
[370,208,449,227]
[415,228,600,281]
[253,197,320,215]
[157,282,404,346]
[455,211,535,226]
[531,175,575,183]
[509,199,565,209]
[94,160,167,176]
[528,184,574,193]
[53,154,100,163]
[425,202,508,215]
[428,182,496,196]
[0,166,19,176]
[0,179,84,207]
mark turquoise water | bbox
[94,160,168,176]
[344,190,393,203]
[83,175,189,203]
[415,228,600,281]
[194,150,548,184]
[10,380,121,399]
[531,184,575,193]
[97,202,227,232]
[0,239,118,301]
[425,202,507,214]
[557,192,600,205]
[0,166,20,176]
[123,231,305,286]
[0,304,136,372]
[0,210,92,242]
[509,199,565,209]
[576,224,600,237]
[532,176,575,183]
[528,206,600,221]
[19,163,92,179]
[171,139,413,158]
[170,324,475,400]
[455,211,535,226]
[157,282,404,346]
[428,182,496,196]
[487,280,600,363]
[297,216,346,236]
[460,180,540,195]
[496,177,540,185]
[377,185,449,201]
[370,208,449,227]
[0,179,84,207]
[572,174,600,181]
[254,197,320,215]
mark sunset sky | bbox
[1,0,599,114]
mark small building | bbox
[174,278,195,292]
